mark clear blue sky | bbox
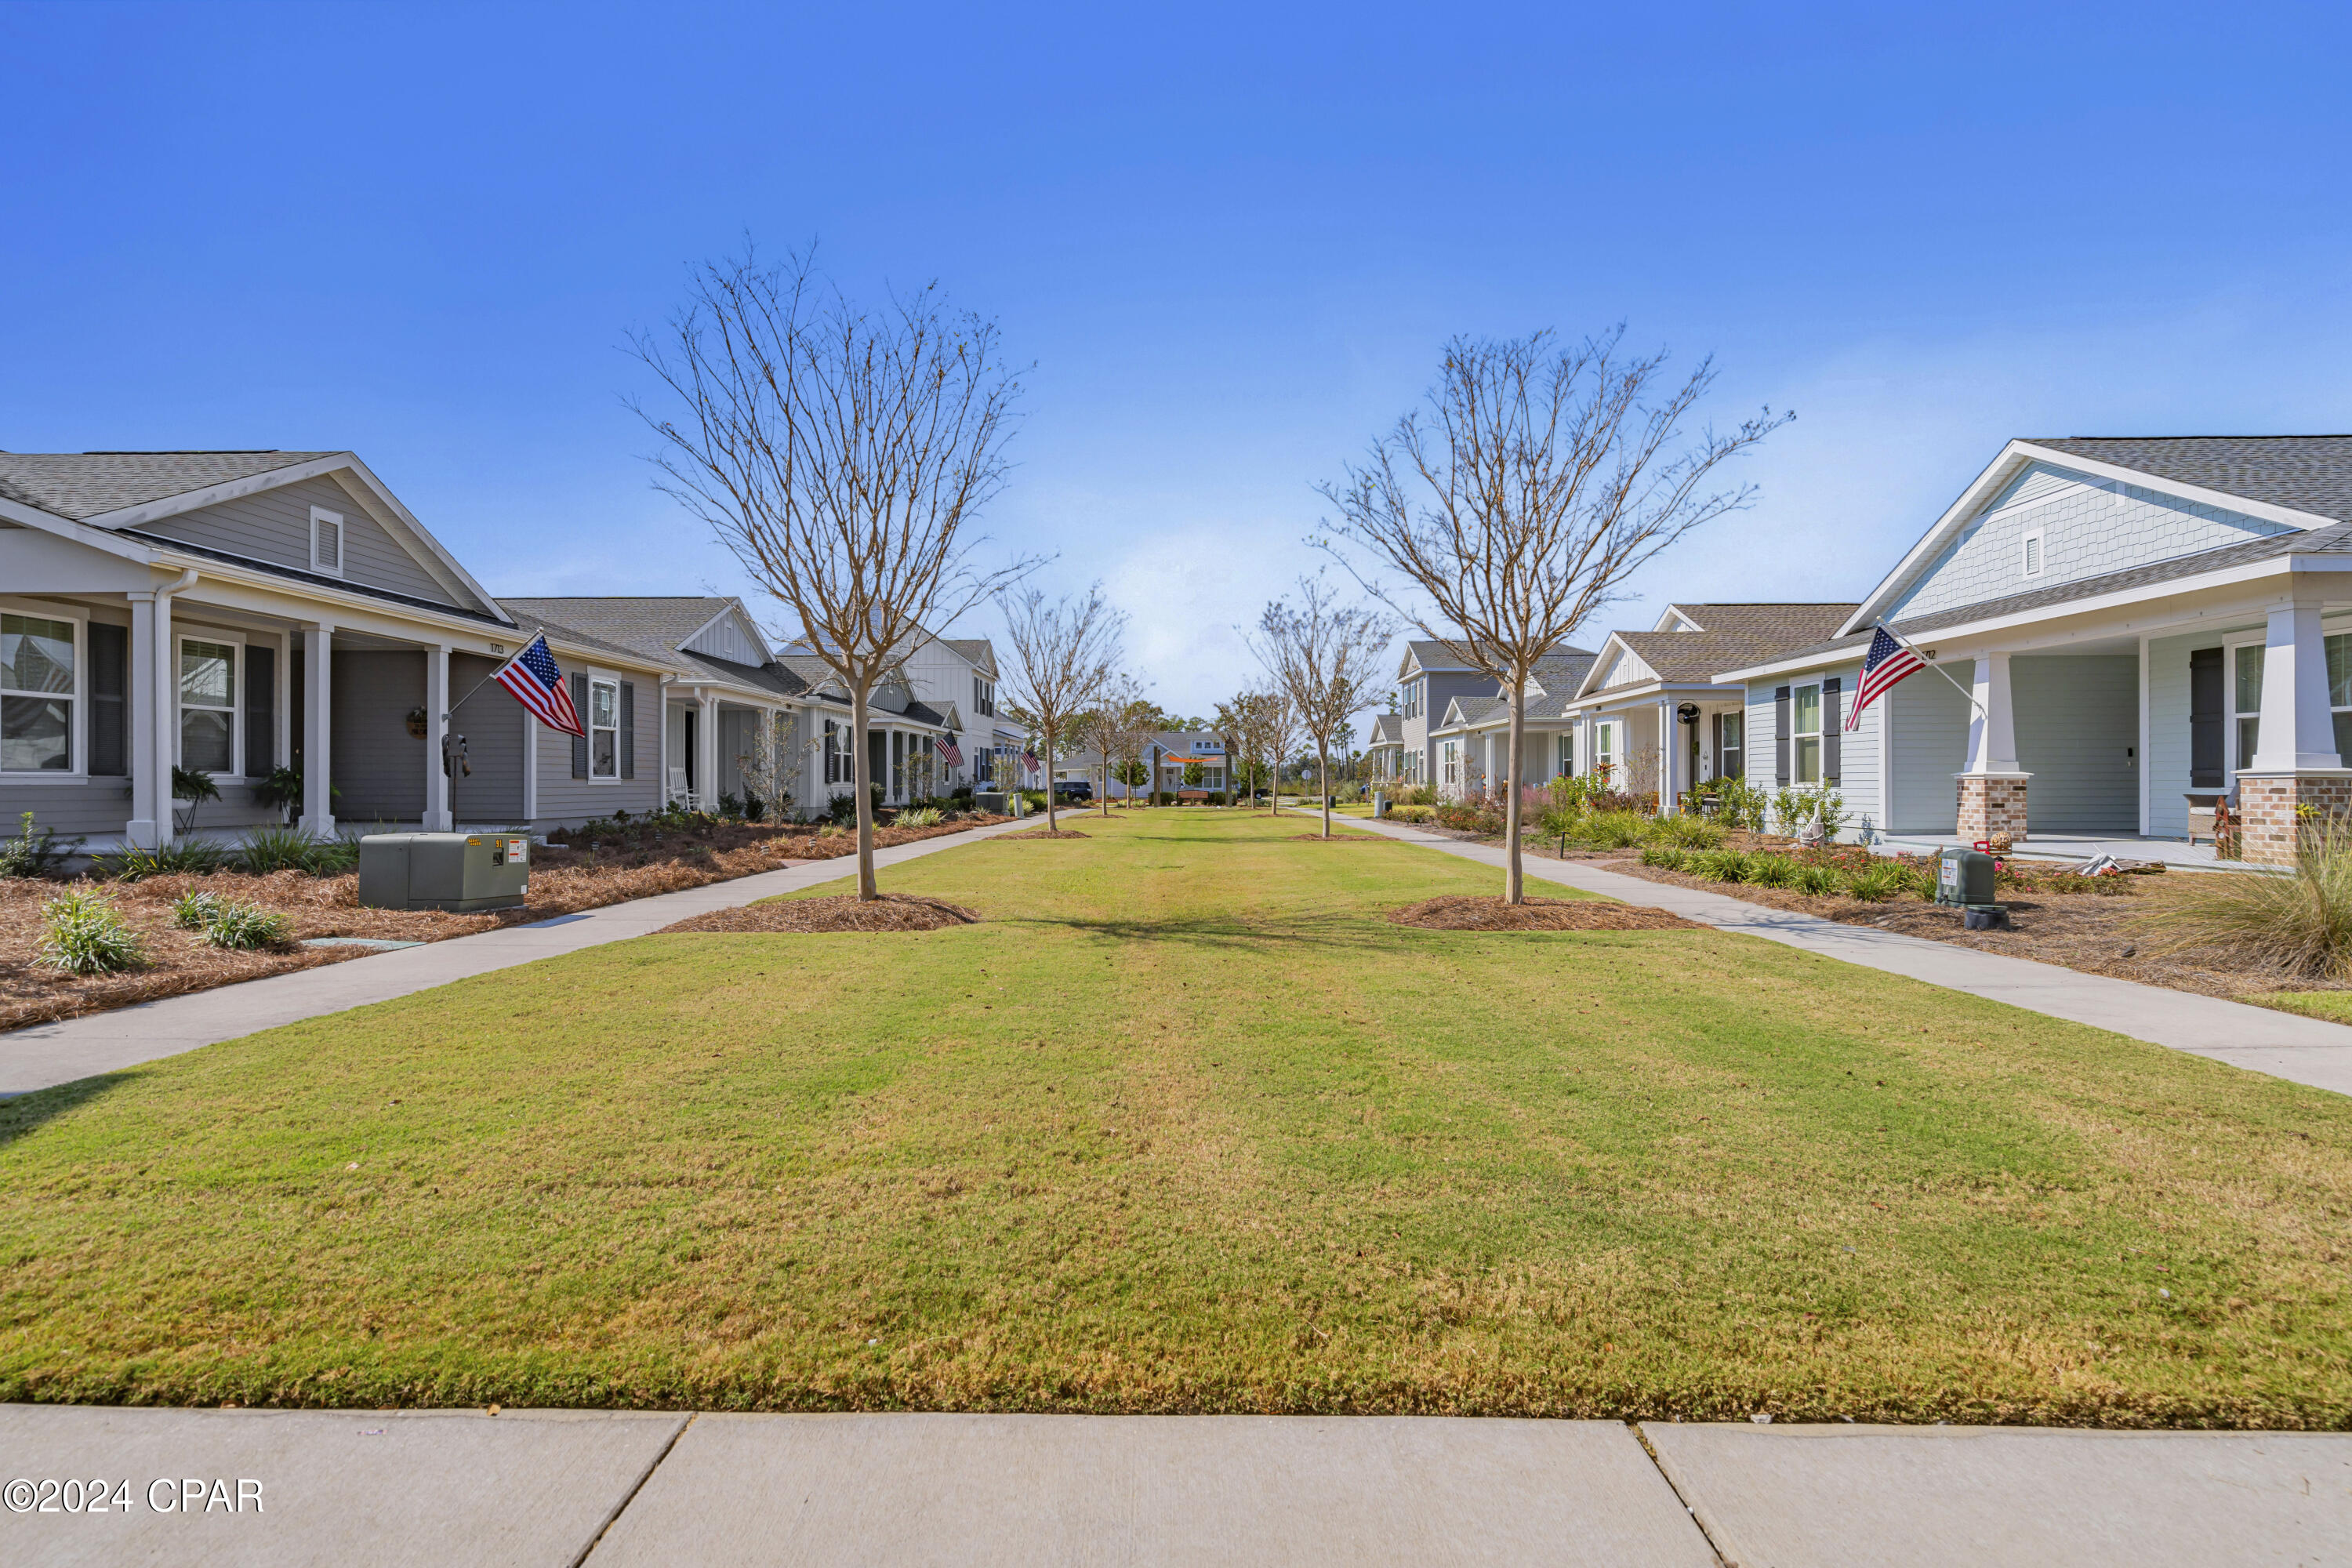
[6,2,2349,717]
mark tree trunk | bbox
[851,684,877,899]
[1504,675,1527,904]
[1319,744,1331,839]
[1044,735,1058,831]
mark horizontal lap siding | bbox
[0,779,130,837]
[448,652,525,825]
[1743,662,1875,840]
[532,684,659,826]
[1888,663,1971,832]
[2013,655,2139,833]
[139,477,460,608]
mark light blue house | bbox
[1711,437,2352,865]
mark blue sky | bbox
[6,2,2350,716]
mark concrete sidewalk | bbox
[1348,815,2352,1096]
[4,1406,2345,1566]
[0,817,1033,1097]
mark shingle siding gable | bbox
[1886,461,2296,623]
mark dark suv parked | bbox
[1053,780,1094,802]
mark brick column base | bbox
[1955,773,2030,844]
[2234,771,2352,866]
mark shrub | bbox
[1647,814,1726,849]
[238,825,338,875]
[1435,801,1504,835]
[171,890,225,929]
[1815,792,1850,840]
[1842,862,1906,902]
[1791,862,1839,896]
[308,835,363,874]
[197,900,294,951]
[251,764,305,824]
[39,887,147,975]
[104,837,227,880]
[1688,848,1751,883]
[1770,788,1816,836]
[1579,810,1647,849]
[2137,824,2352,978]
[1897,862,1938,899]
[0,811,81,878]
[826,792,860,826]
[1746,852,1797,887]
[1640,844,1687,870]
[1389,804,1436,822]
[896,805,943,828]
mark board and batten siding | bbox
[1886,662,1973,833]
[1885,461,2296,624]
[683,612,766,666]
[532,673,660,826]
[2011,654,2139,833]
[136,476,464,608]
[329,651,427,823]
[448,651,525,824]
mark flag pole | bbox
[1877,622,1986,718]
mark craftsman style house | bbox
[1423,652,1597,799]
[1390,638,1589,788]
[1710,437,2352,866]
[0,450,1006,846]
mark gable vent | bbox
[310,507,344,575]
[2021,532,2044,578]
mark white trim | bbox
[2136,633,2151,835]
[308,505,345,578]
[587,672,622,781]
[1839,440,2343,637]
[2020,528,2046,579]
[173,624,250,781]
[2223,633,2265,786]
[0,598,89,781]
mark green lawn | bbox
[2252,991,2352,1023]
[3,809,2348,1425]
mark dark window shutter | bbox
[1709,713,1721,779]
[619,681,635,779]
[571,673,589,779]
[245,643,275,775]
[1774,686,1791,785]
[89,622,129,776]
[1821,677,1842,785]
[2188,648,2224,788]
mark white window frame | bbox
[0,600,88,781]
[2327,629,2352,762]
[2226,635,2265,780]
[1556,729,1574,778]
[1441,739,1460,789]
[1719,709,1745,779]
[310,506,347,578]
[1792,681,1824,786]
[1595,720,1617,780]
[176,626,249,781]
[588,673,621,781]
[2020,528,2045,579]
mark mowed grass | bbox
[2,810,2349,1426]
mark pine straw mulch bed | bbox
[0,815,1010,1032]
[1388,895,1701,931]
[659,894,981,935]
[1581,849,2347,1004]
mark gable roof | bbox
[0,451,336,520]
[1577,606,1857,698]
[1399,637,1593,678]
[944,637,998,677]
[1364,713,1405,747]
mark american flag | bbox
[932,735,964,766]
[1022,747,1040,775]
[493,632,585,737]
[1848,625,1925,731]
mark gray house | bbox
[1392,639,1589,787]
[0,449,1004,846]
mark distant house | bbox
[1425,652,1597,800]
[1392,637,1589,787]
[1363,712,1405,779]
[0,448,1007,844]
[1054,730,1230,798]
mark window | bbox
[1595,721,1616,779]
[973,677,995,717]
[180,638,237,774]
[310,506,345,576]
[1793,683,1824,784]
[1719,711,1744,779]
[1557,730,1574,777]
[589,677,619,778]
[2234,644,2264,771]
[2328,633,2352,760]
[1441,740,1459,787]
[2,612,75,773]
[2020,529,2045,579]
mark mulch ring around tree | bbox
[659,895,982,935]
[1006,828,1091,839]
[1388,895,1702,932]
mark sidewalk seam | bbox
[1627,1422,1730,1568]
[569,1410,695,1567]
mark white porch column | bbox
[424,642,452,831]
[698,691,720,806]
[125,591,162,848]
[1962,654,2020,775]
[655,677,672,808]
[522,714,539,824]
[300,623,335,836]
[1658,696,1678,813]
[2250,601,2343,771]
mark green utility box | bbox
[357,832,530,912]
[1936,845,2009,928]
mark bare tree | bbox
[733,710,813,822]
[1319,328,1789,901]
[1214,684,1292,815]
[1068,672,1143,818]
[632,246,1034,898]
[1248,576,1395,840]
[999,583,1126,832]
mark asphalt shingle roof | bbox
[495,597,740,668]
[1364,713,1405,746]
[1587,606,1857,689]
[0,451,336,520]
[2028,436,2352,523]
[944,637,997,676]
[1399,637,1592,677]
